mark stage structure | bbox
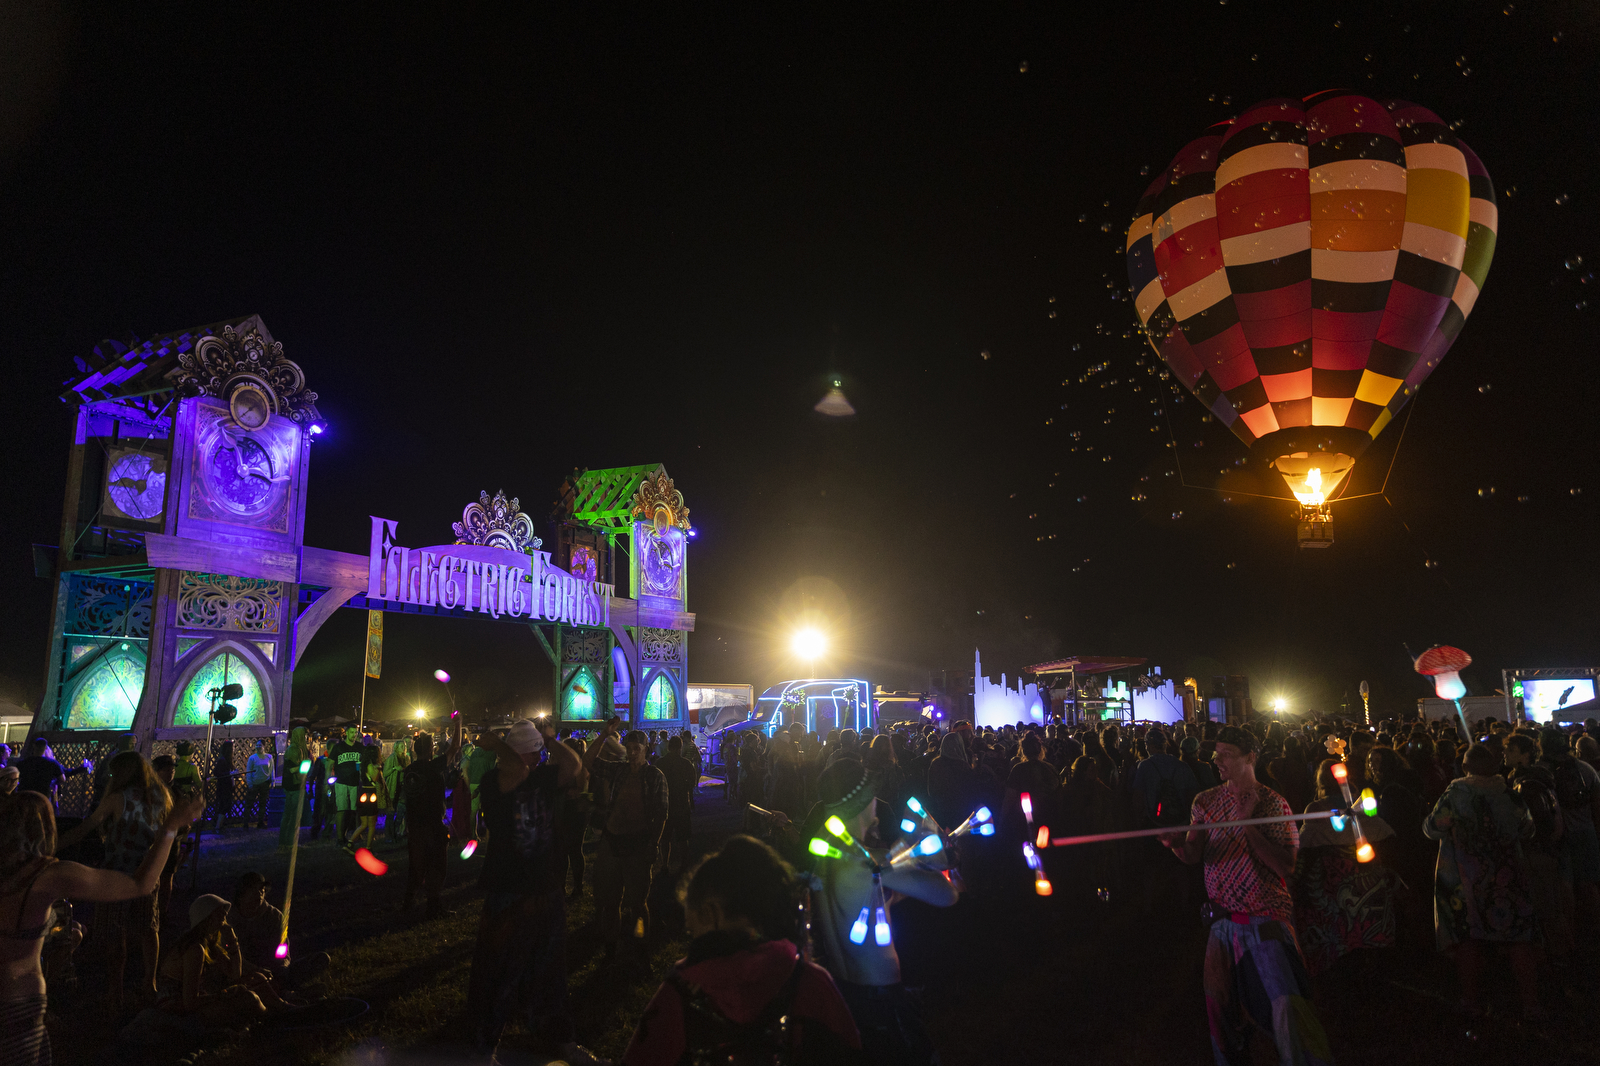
[32,316,694,814]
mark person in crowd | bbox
[279,727,311,852]
[621,835,861,1065]
[1291,760,1398,976]
[1504,734,1572,967]
[328,724,367,851]
[155,894,294,1024]
[55,750,171,1011]
[657,734,697,874]
[1179,736,1219,790]
[402,719,463,918]
[1002,731,1057,843]
[308,739,332,843]
[1538,727,1600,935]
[467,716,602,1064]
[804,757,955,1066]
[1365,746,1433,955]
[15,738,90,810]
[586,724,669,959]
[925,732,974,830]
[1081,730,1120,791]
[1131,728,1199,827]
[244,740,274,830]
[1424,743,1540,1018]
[1160,725,1333,1066]
[1,788,202,1064]
[1401,733,1448,803]
[229,871,330,991]
[0,766,18,795]
[382,735,412,843]
[90,734,138,808]
[558,736,591,898]
[1266,737,1315,815]
[463,729,499,839]
[1057,755,1118,903]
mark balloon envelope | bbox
[1126,92,1497,501]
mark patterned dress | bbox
[1423,774,1536,951]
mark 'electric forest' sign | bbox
[367,516,613,626]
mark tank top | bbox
[104,788,162,875]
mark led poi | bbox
[354,847,389,876]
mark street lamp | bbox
[791,628,826,676]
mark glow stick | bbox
[1020,792,1033,825]
[900,818,918,834]
[825,815,856,847]
[874,905,891,945]
[1046,809,1344,848]
[905,797,928,818]
[1036,826,1050,849]
[460,839,478,859]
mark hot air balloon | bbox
[1126,92,1497,545]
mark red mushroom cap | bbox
[1414,645,1472,676]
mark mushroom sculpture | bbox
[1415,644,1472,739]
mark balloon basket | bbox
[1296,503,1333,549]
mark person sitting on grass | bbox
[622,835,862,1065]
[1,788,203,1065]
[155,894,296,1026]
[229,872,330,992]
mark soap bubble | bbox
[1018,60,1028,73]
[1556,193,1572,205]
[1567,255,1585,270]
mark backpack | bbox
[1152,762,1190,827]
[1512,769,1564,850]
[669,962,809,1066]
[1549,757,1592,812]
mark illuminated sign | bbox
[366,516,613,626]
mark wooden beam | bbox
[58,552,150,574]
[301,546,367,587]
[529,623,557,666]
[292,585,363,669]
[145,533,298,583]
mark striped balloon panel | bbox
[1126,93,1496,454]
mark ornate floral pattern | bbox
[177,572,283,633]
[453,489,541,552]
[629,469,690,530]
[173,325,322,427]
[640,627,685,663]
[64,575,154,638]
[563,631,608,665]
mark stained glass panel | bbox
[642,673,677,721]
[564,666,599,720]
[66,655,145,729]
[172,652,266,726]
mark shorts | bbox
[94,891,157,935]
[335,783,362,812]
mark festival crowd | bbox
[1,706,1596,1064]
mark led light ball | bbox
[915,834,943,856]
[824,815,855,846]
[275,942,290,959]
[1355,841,1375,863]
[1034,875,1054,897]
[1036,826,1050,848]
[873,906,891,946]
[1020,792,1034,822]
[974,806,993,823]
[1359,788,1378,815]
[460,839,478,859]
[299,760,312,775]
[808,838,842,859]
[353,848,389,876]
[1331,763,1348,785]
[906,797,928,818]
[977,823,996,836]
[433,669,451,684]
[901,818,918,834]
[1330,815,1348,833]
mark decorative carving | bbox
[177,572,283,633]
[64,575,153,639]
[453,489,542,552]
[629,469,690,531]
[563,631,608,665]
[173,324,322,429]
[640,627,685,664]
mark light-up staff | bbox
[276,755,312,960]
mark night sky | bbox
[2,3,1596,725]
